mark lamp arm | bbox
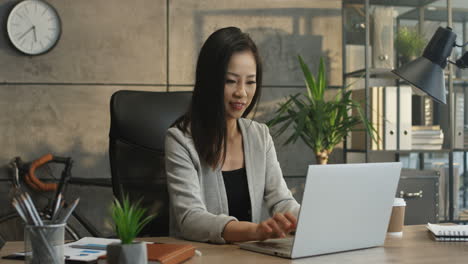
[455,41,468,48]
[454,51,468,69]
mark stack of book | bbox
[412,125,444,150]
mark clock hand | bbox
[32,26,37,42]
[18,26,34,41]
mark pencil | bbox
[60,197,80,224]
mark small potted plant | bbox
[395,26,426,65]
[107,195,155,264]
[266,56,375,164]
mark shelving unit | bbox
[342,0,468,222]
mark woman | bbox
[165,27,300,244]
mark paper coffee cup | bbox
[387,198,406,236]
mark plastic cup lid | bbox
[393,198,406,206]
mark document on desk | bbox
[64,237,120,261]
[2,237,120,262]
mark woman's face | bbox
[224,50,257,121]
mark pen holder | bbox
[24,222,65,264]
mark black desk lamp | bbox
[392,26,468,104]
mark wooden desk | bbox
[1,225,467,263]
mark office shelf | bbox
[344,68,395,78]
[344,0,437,7]
[345,68,401,86]
[399,7,468,23]
[346,149,455,154]
[342,0,468,223]
[344,70,468,87]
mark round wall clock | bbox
[6,0,61,55]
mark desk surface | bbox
[1,225,467,264]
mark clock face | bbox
[6,0,61,55]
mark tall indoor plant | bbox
[107,195,155,264]
[266,56,375,164]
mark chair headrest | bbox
[109,90,192,150]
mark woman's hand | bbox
[255,212,297,241]
[222,212,297,243]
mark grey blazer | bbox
[164,118,300,244]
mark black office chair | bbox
[0,235,5,250]
[109,90,191,236]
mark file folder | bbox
[398,86,412,150]
[384,86,397,150]
[454,92,464,149]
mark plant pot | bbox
[107,242,147,264]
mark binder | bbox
[454,92,464,149]
[372,87,382,150]
[384,87,397,150]
[384,86,414,150]
[398,86,412,150]
[435,92,464,149]
[352,86,412,150]
[351,87,382,150]
[377,87,384,150]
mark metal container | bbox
[397,169,439,225]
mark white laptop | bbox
[239,162,402,259]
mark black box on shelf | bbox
[397,169,439,225]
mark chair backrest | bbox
[0,235,4,250]
[109,90,191,236]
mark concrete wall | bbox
[0,0,342,239]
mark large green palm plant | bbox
[266,56,375,164]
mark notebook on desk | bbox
[427,223,468,241]
[240,162,402,259]
[97,243,195,264]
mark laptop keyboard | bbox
[253,237,293,250]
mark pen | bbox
[20,194,41,226]
[12,199,29,224]
[70,244,107,250]
[24,194,44,226]
[52,193,63,223]
[59,198,80,224]
[13,193,60,264]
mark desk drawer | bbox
[397,169,439,225]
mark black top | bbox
[222,167,252,222]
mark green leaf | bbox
[111,194,156,244]
[266,55,376,157]
[298,55,317,100]
[317,58,326,100]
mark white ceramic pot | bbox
[106,242,147,264]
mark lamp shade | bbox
[392,57,446,104]
[392,26,457,105]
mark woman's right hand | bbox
[255,212,297,241]
[222,212,297,243]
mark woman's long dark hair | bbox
[173,27,263,169]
